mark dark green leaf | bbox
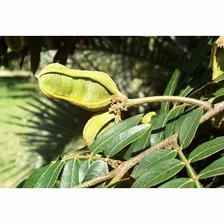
[149,113,167,146]
[183,37,211,77]
[189,137,224,163]
[124,125,152,160]
[150,108,185,146]
[198,157,224,179]
[60,158,81,188]
[164,105,186,138]
[23,161,65,188]
[179,107,203,148]
[132,159,185,188]
[159,178,194,188]
[83,160,108,182]
[160,69,181,113]
[90,114,143,155]
[131,149,177,178]
[104,124,150,157]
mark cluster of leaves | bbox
[2,36,224,188]
[23,46,224,187]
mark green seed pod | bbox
[36,63,127,111]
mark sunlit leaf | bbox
[131,149,177,178]
[60,158,81,188]
[198,157,224,179]
[164,105,185,138]
[79,160,90,184]
[83,160,108,182]
[104,124,150,157]
[132,159,185,188]
[124,125,152,160]
[90,114,143,155]
[23,160,65,188]
[179,107,203,148]
[159,178,194,188]
[213,88,224,97]
[189,137,224,163]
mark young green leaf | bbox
[90,114,143,155]
[82,160,108,182]
[198,157,224,179]
[60,158,81,188]
[188,137,224,163]
[124,125,152,160]
[159,178,194,188]
[131,149,177,178]
[179,107,203,149]
[132,159,185,188]
[160,69,181,113]
[213,88,224,98]
[23,160,65,188]
[104,124,150,157]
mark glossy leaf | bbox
[131,149,177,178]
[132,159,185,188]
[104,124,150,157]
[83,160,108,182]
[179,107,203,148]
[189,137,224,163]
[124,125,152,160]
[60,159,81,188]
[90,114,143,155]
[164,105,186,138]
[160,69,181,113]
[23,161,65,188]
[150,108,184,146]
[159,178,194,188]
[149,113,167,146]
[79,160,90,184]
[198,157,224,179]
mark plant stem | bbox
[126,96,212,110]
[63,153,121,168]
[75,100,224,188]
[177,149,202,188]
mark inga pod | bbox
[36,63,127,111]
[4,36,25,52]
[83,111,115,147]
[211,36,224,80]
[141,111,157,124]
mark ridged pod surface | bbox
[36,63,126,111]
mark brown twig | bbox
[76,100,224,188]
